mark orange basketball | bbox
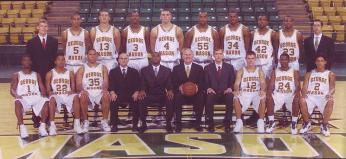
[182,82,197,96]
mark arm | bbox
[271,31,279,64]
[327,38,335,69]
[197,67,205,92]
[204,66,211,89]
[144,27,151,53]
[328,72,336,97]
[102,65,109,92]
[297,31,304,63]
[76,66,84,93]
[293,70,301,96]
[69,71,76,93]
[150,27,158,54]
[184,28,193,48]
[90,27,96,48]
[176,26,184,53]
[228,66,236,89]
[303,38,311,71]
[249,31,255,51]
[258,68,266,97]
[84,30,92,51]
[114,27,121,54]
[108,70,115,92]
[301,72,311,98]
[37,73,47,97]
[10,73,20,98]
[267,70,276,95]
[212,28,221,50]
[140,68,147,91]
[61,30,68,54]
[243,26,251,52]
[219,26,225,49]
[121,28,128,53]
[166,70,173,91]
[45,71,53,96]
[233,69,243,96]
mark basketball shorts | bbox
[278,61,299,71]
[80,92,103,110]
[50,94,77,113]
[160,60,180,71]
[66,65,83,74]
[272,92,295,112]
[257,63,273,79]
[128,58,149,72]
[225,58,245,71]
[15,95,48,116]
[237,92,264,113]
[99,59,118,72]
[305,95,330,115]
[194,60,212,69]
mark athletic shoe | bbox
[257,119,265,133]
[291,121,298,135]
[82,120,89,133]
[101,120,111,132]
[39,123,48,137]
[19,124,29,138]
[265,120,276,133]
[49,122,57,136]
[74,119,83,134]
[299,121,312,134]
[320,124,330,137]
[233,119,243,133]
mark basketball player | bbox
[299,55,335,136]
[150,9,184,70]
[10,55,49,138]
[121,11,150,71]
[62,12,91,73]
[90,9,121,72]
[219,10,250,71]
[251,15,278,78]
[233,51,267,133]
[184,11,220,68]
[45,53,84,135]
[277,16,304,70]
[76,49,111,132]
[266,53,300,134]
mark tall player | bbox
[90,9,121,72]
[45,53,84,135]
[62,12,91,73]
[76,49,111,132]
[121,11,150,71]
[184,11,220,68]
[266,53,300,134]
[277,16,304,70]
[219,10,250,71]
[150,9,184,70]
[10,54,49,138]
[299,55,335,136]
[233,51,267,133]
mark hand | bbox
[195,84,199,93]
[207,88,216,94]
[259,90,266,98]
[166,90,174,101]
[224,88,233,94]
[138,90,146,100]
[132,91,139,102]
[302,93,307,99]
[179,85,183,94]
[233,91,240,97]
[15,95,22,99]
[326,94,334,101]
[110,91,117,102]
[67,91,73,96]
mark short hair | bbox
[258,14,268,20]
[280,53,290,59]
[161,8,171,14]
[87,49,97,54]
[117,52,128,61]
[315,53,327,61]
[129,10,139,16]
[214,49,223,54]
[229,9,239,15]
[55,53,65,60]
[98,9,110,16]
[313,19,323,26]
[21,54,31,60]
[71,12,80,18]
[246,51,256,57]
[199,11,208,15]
[284,15,294,21]
[38,18,48,26]
[182,48,193,54]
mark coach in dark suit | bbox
[204,49,235,132]
[137,52,174,132]
[172,48,205,132]
[304,19,335,72]
[109,53,140,132]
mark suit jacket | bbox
[304,35,335,72]
[172,63,204,93]
[140,64,173,95]
[204,62,235,93]
[26,35,58,81]
[109,66,140,96]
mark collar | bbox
[38,34,47,41]
[184,63,192,68]
[215,62,222,68]
[314,33,322,38]
[152,65,160,69]
[120,66,128,71]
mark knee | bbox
[49,97,56,106]
[299,98,306,105]
[73,95,79,103]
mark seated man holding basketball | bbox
[172,48,205,132]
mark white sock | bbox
[102,119,108,123]
[268,115,274,121]
[237,119,242,122]
[50,121,55,125]
[258,119,264,123]
[75,119,80,123]
[292,116,298,122]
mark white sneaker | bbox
[291,121,298,135]
[320,124,330,137]
[39,123,48,137]
[19,124,29,138]
[74,119,84,134]
[233,119,243,133]
[101,120,111,132]
[299,121,312,134]
[265,120,276,133]
[257,119,265,133]
[49,122,57,136]
[82,120,89,133]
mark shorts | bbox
[194,60,212,69]
[305,95,330,115]
[128,58,149,72]
[278,61,299,71]
[225,58,245,71]
[257,63,273,79]
[50,94,77,113]
[66,65,82,74]
[160,60,180,71]
[272,93,294,112]
[80,92,103,110]
[237,92,264,113]
[15,95,48,116]
[99,59,118,72]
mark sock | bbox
[292,116,298,122]
[237,119,242,122]
[268,115,274,121]
[50,121,55,126]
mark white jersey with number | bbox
[51,69,72,95]
[126,25,147,60]
[274,67,295,95]
[224,24,246,60]
[307,70,330,96]
[93,25,117,60]
[252,29,273,65]
[16,71,41,97]
[191,25,214,62]
[65,28,86,66]
[155,24,180,62]
[82,63,103,96]
[278,29,299,63]
[240,67,260,93]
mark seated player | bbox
[233,51,267,133]
[10,54,49,138]
[45,53,84,135]
[299,55,335,136]
[266,53,300,134]
[76,49,111,132]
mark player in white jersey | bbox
[76,49,111,132]
[266,53,301,134]
[219,10,250,71]
[62,12,91,73]
[45,53,84,135]
[277,16,304,70]
[121,11,150,71]
[299,55,335,136]
[150,9,184,70]
[233,51,266,133]
[10,55,49,138]
[184,11,220,68]
[90,9,121,72]
[251,15,278,79]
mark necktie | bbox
[217,66,222,79]
[186,65,190,78]
[154,67,158,77]
[42,38,46,49]
[122,68,126,77]
[314,36,319,51]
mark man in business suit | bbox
[304,19,335,72]
[137,52,174,133]
[109,52,140,132]
[204,49,235,132]
[172,48,205,132]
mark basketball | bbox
[182,81,197,96]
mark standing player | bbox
[266,53,301,134]
[62,12,91,73]
[76,49,111,132]
[121,11,150,71]
[277,16,304,70]
[251,15,278,78]
[10,54,49,138]
[219,10,250,71]
[90,9,121,72]
[45,53,84,135]
[150,9,184,70]
[184,11,220,68]
[233,51,267,133]
[299,55,335,136]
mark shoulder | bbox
[193,63,203,70]
[224,62,233,69]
